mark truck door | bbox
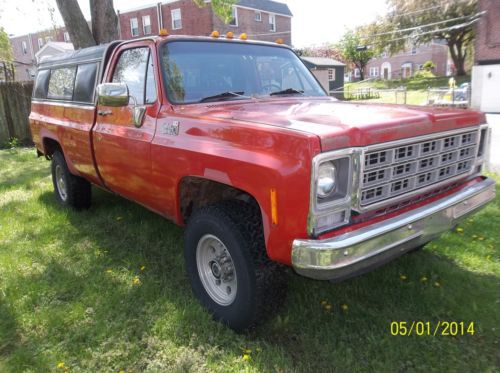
[93,42,160,207]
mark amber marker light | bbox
[211,30,220,38]
[159,28,169,36]
[270,188,278,225]
[226,31,234,39]
[239,33,248,40]
[275,38,284,44]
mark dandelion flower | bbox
[106,269,113,274]
[140,265,146,271]
[478,236,485,241]
[57,362,65,369]
[434,281,441,287]
[116,216,123,221]
[456,227,464,233]
[420,276,428,283]
[324,304,332,311]
[341,304,349,312]
[320,300,328,306]
[400,274,407,281]
[133,276,141,285]
[242,354,250,361]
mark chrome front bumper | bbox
[292,178,496,281]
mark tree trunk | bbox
[90,0,119,44]
[448,41,467,76]
[55,0,96,49]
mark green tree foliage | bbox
[0,27,13,62]
[381,0,478,76]
[0,27,15,81]
[336,30,374,80]
[193,0,237,23]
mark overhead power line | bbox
[365,11,485,39]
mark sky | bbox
[0,0,388,47]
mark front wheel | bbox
[184,201,287,332]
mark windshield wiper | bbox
[199,91,248,103]
[269,88,304,96]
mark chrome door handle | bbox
[98,109,112,116]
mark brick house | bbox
[360,41,451,81]
[471,0,500,113]
[9,0,292,81]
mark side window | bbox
[33,69,50,99]
[145,53,157,104]
[73,63,98,103]
[112,48,149,105]
[48,67,77,100]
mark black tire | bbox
[184,200,287,332]
[51,150,91,209]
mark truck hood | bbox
[179,98,485,151]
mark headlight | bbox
[317,162,336,198]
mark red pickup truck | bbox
[29,33,495,331]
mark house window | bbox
[63,32,70,42]
[269,14,276,32]
[354,68,360,78]
[328,68,335,81]
[143,15,152,35]
[229,7,238,26]
[130,18,139,37]
[22,41,27,54]
[171,9,182,30]
[45,36,53,43]
[411,46,417,55]
[369,67,379,77]
[38,38,44,49]
[402,62,412,78]
[255,11,262,21]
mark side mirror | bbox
[97,83,129,107]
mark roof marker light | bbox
[239,33,248,40]
[159,28,169,36]
[275,38,284,44]
[226,31,234,39]
[211,30,220,38]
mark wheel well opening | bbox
[180,177,260,223]
[42,138,61,159]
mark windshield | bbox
[160,41,326,104]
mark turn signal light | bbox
[211,30,220,38]
[159,28,169,36]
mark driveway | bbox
[486,114,500,173]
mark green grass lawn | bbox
[1,148,499,372]
[343,76,471,106]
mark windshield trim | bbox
[158,39,328,106]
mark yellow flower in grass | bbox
[400,274,407,281]
[320,300,328,306]
[478,236,485,241]
[57,362,66,369]
[472,235,478,239]
[106,269,113,274]
[324,304,332,311]
[341,304,349,313]
[116,216,123,221]
[420,276,428,283]
[456,227,464,233]
[133,276,141,285]
[140,265,146,271]
[434,281,441,288]
[242,354,251,361]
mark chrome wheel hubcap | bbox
[196,234,237,306]
[55,165,68,201]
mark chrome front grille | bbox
[360,129,479,207]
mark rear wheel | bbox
[51,151,91,209]
[184,201,287,332]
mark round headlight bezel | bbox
[317,161,337,199]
